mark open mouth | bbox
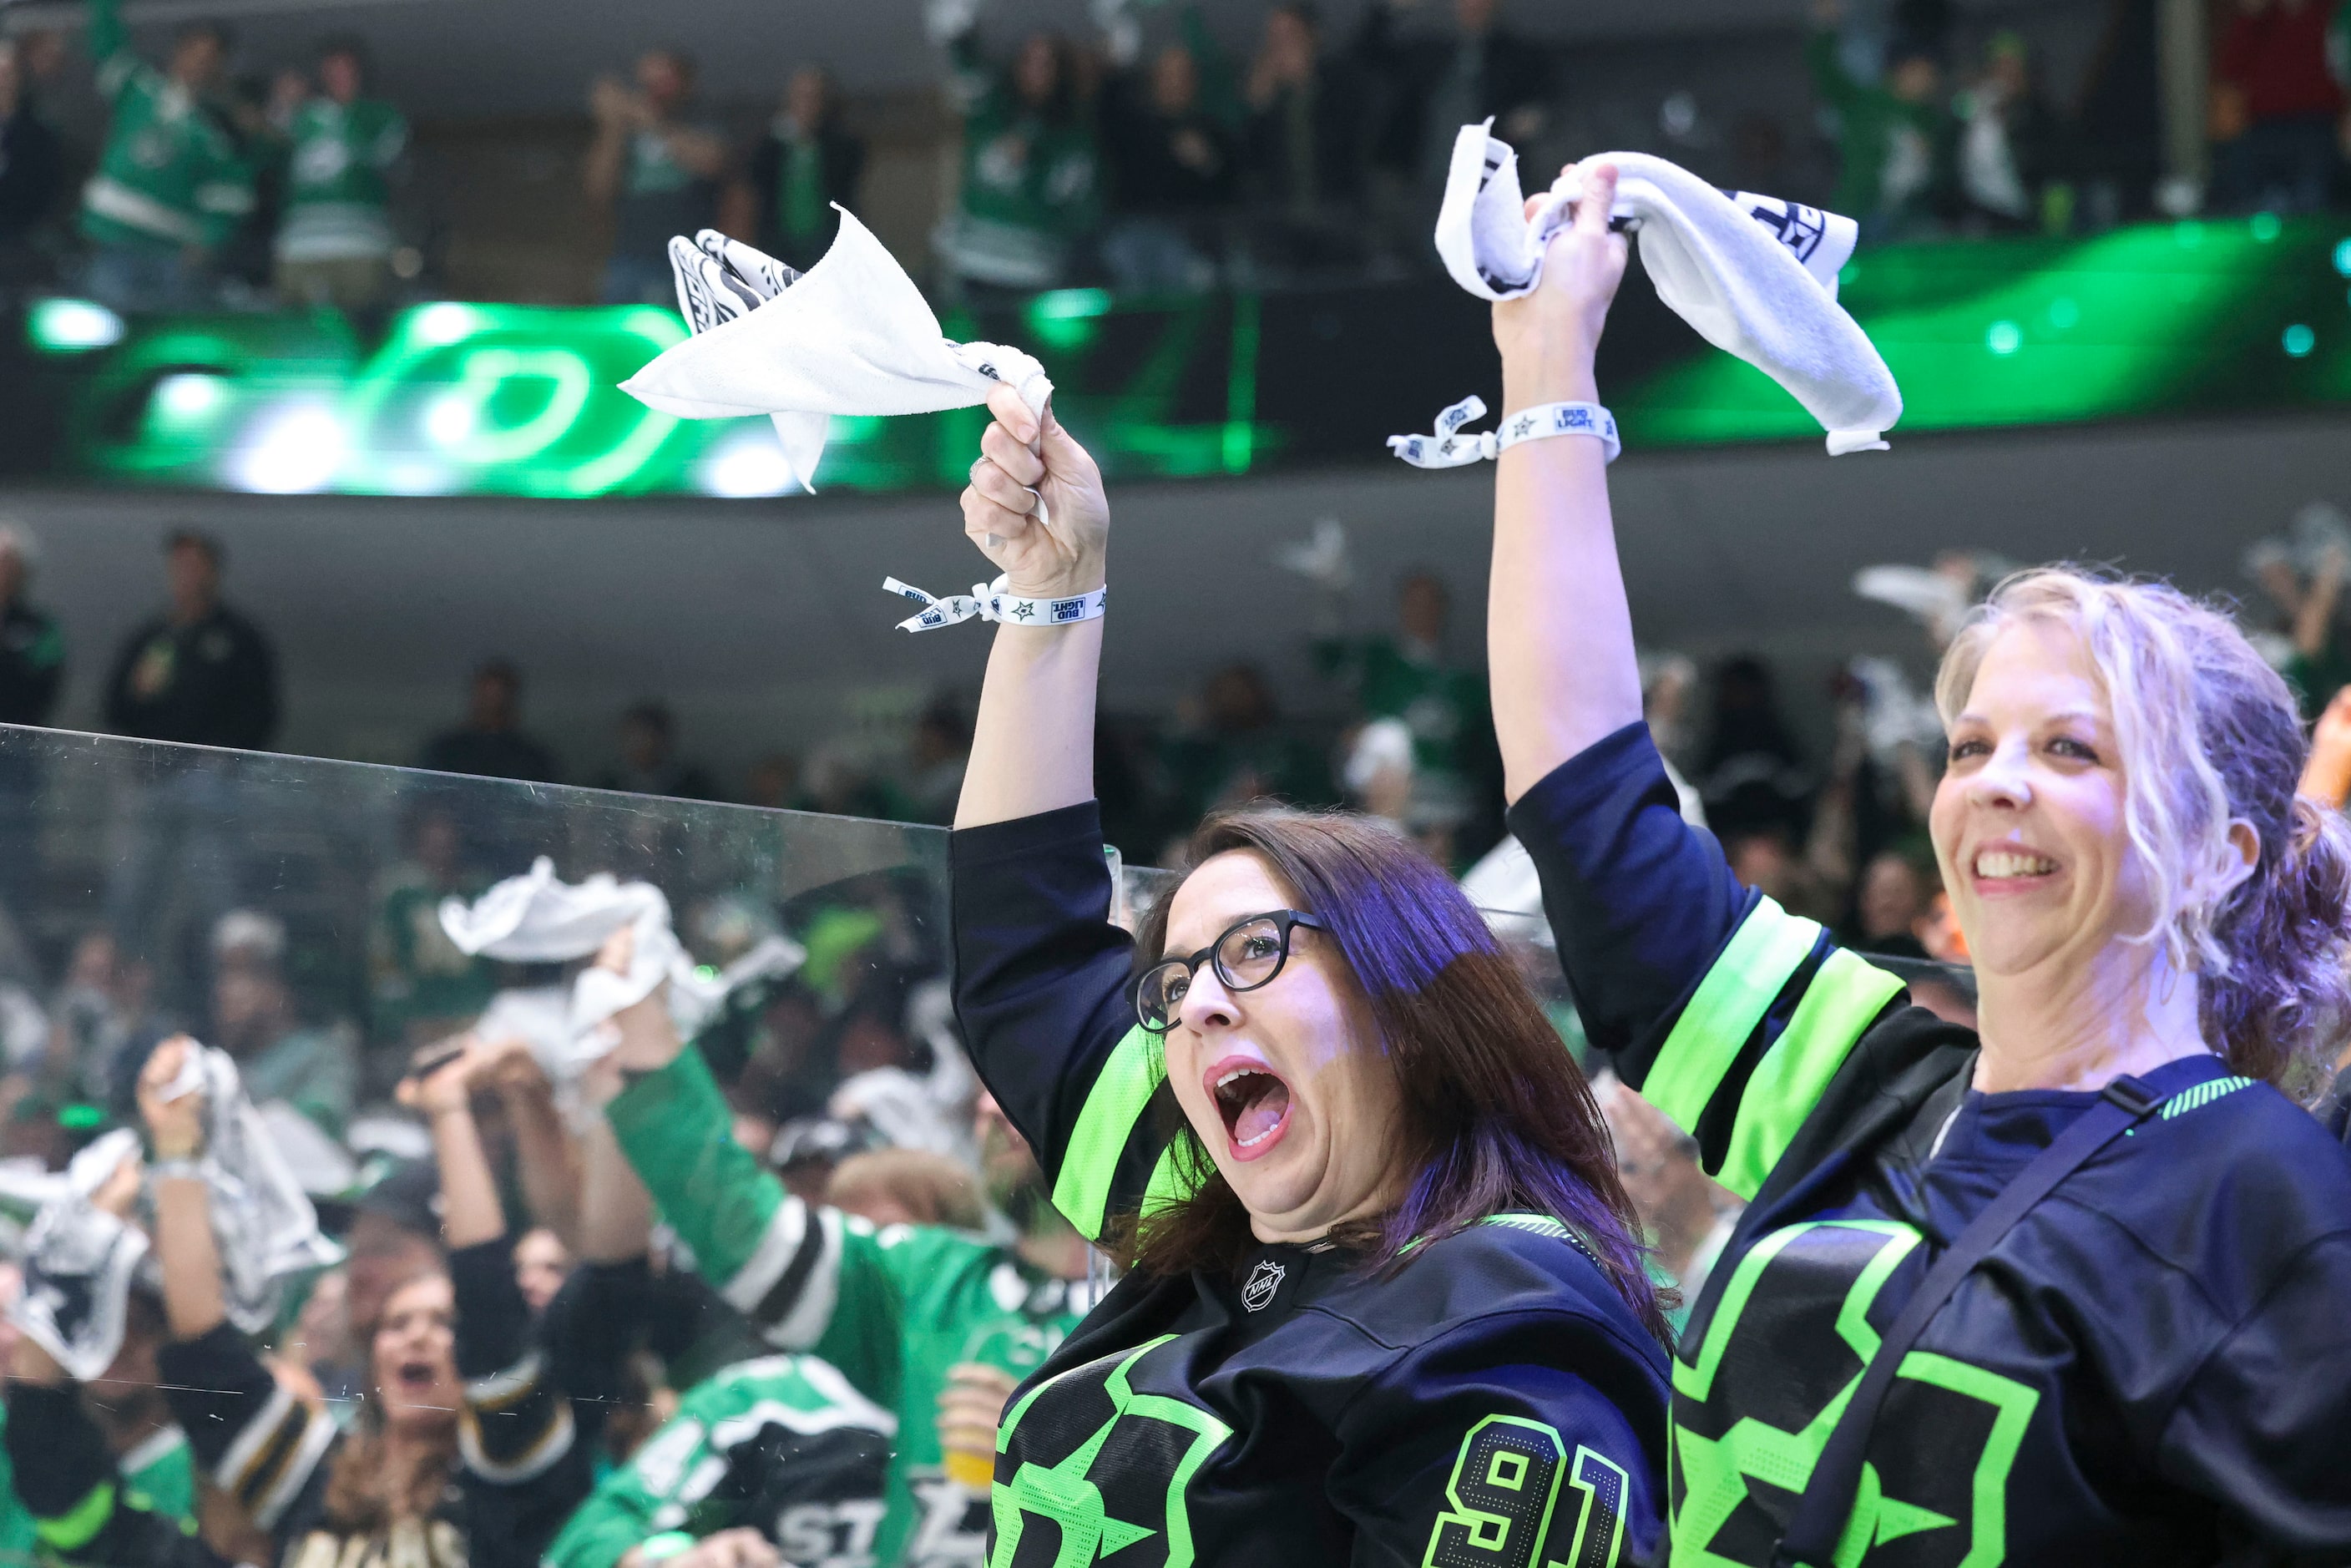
[392,1361,438,1395]
[1206,1060,1292,1161]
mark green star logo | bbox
[990,1337,1231,1568]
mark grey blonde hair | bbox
[1934,567,2351,1089]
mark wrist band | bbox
[882,574,1107,633]
[1387,395,1620,468]
[149,1156,204,1181]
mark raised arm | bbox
[1484,164,1905,1198]
[138,1041,341,1545]
[400,1040,505,1249]
[480,1036,585,1248]
[137,1039,226,1342]
[1487,164,1642,803]
[953,382,1109,829]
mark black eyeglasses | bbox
[1135,909,1324,1033]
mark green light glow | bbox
[27,297,124,353]
[46,216,2351,496]
[1025,287,1112,351]
[1620,215,2351,447]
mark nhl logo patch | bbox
[1241,1259,1286,1313]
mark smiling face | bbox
[1155,851,1406,1242]
[1930,620,2146,981]
[370,1274,459,1437]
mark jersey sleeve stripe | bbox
[1641,897,1821,1137]
[1051,1024,1165,1242]
[722,1195,811,1314]
[248,1408,336,1531]
[760,1206,844,1349]
[459,1399,576,1485]
[1716,949,1908,1199]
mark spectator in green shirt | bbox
[77,0,253,311]
[1807,0,1955,240]
[937,23,1104,292]
[273,36,407,316]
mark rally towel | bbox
[13,1050,340,1378]
[156,1044,344,1334]
[1428,124,1901,456]
[440,861,804,1083]
[619,210,1054,493]
[13,1130,149,1379]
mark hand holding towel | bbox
[1426,123,1900,456]
[440,861,804,1084]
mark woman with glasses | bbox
[943,383,1673,1566]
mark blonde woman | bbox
[1487,161,2351,1565]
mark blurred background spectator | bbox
[1100,38,1235,293]
[270,35,408,314]
[0,42,64,295]
[419,658,560,782]
[584,48,727,304]
[936,19,1102,293]
[2210,0,2348,212]
[590,700,718,801]
[727,66,863,271]
[100,530,278,752]
[77,0,251,312]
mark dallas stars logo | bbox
[990,1337,1231,1568]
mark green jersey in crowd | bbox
[117,1424,195,1524]
[276,95,407,263]
[607,1047,1105,1568]
[547,1354,892,1568]
[0,1412,195,1563]
[78,0,254,253]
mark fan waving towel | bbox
[1408,122,1901,458]
[619,207,1054,493]
[439,859,805,1086]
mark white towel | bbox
[1432,124,1901,456]
[156,1044,344,1334]
[13,1052,341,1378]
[619,207,1054,493]
[439,861,804,1083]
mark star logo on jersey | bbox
[991,1338,1231,1568]
[1669,1220,2039,1568]
[1240,1260,1285,1313]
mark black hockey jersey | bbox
[1510,721,2351,1565]
[950,802,1672,1568]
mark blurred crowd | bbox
[0,0,2343,315]
[0,507,2339,1564]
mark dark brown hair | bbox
[322,1268,458,1532]
[1120,807,1671,1341]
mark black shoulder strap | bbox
[1771,1074,2164,1568]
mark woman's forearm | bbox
[956,621,1104,828]
[574,1118,654,1266]
[1487,162,1642,805]
[1489,416,1642,805]
[429,1105,507,1252]
[150,1176,226,1341]
[502,1083,584,1248]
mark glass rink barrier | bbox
[0,722,1222,1568]
[0,721,1896,1568]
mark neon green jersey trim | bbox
[1642,898,1823,1137]
[1716,949,1906,1200]
[1051,1024,1164,1242]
